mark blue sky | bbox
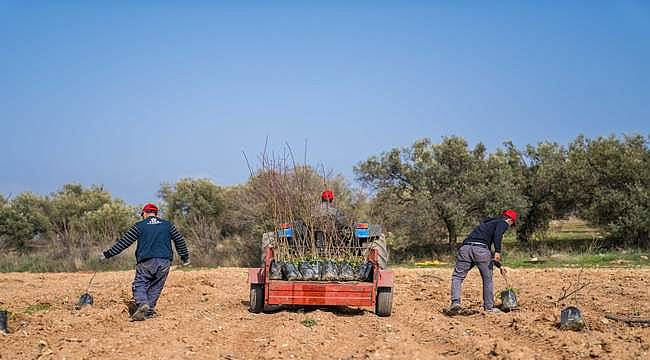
[1,1,649,204]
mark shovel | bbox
[501,268,512,289]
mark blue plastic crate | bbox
[355,228,370,238]
[277,227,293,238]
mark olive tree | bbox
[568,134,650,247]
[356,136,525,250]
[503,141,575,242]
[159,178,225,258]
[0,192,51,252]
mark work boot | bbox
[444,303,462,316]
[485,307,503,314]
[131,304,150,321]
[144,308,158,319]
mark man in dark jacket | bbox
[313,190,349,248]
[446,209,517,315]
[314,190,347,226]
[100,203,190,321]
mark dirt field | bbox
[1,267,649,359]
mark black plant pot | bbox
[500,289,519,312]
[76,293,94,310]
[269,260,284,280]
[0,310,8,334]
[282,262,302,281]
[560,306,584,331]
[320,260,340,281]
[355,262,374,282]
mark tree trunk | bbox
[517,204,539,243]
[442,218,457,253]
[450,226,457,246]
[448,229,457,251]
[639,231,649,249]
[517,228,530,243]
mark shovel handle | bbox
[501,270,511,289]
[85,271,97,293]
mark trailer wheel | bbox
[249,284,264,313]
[375,287,393,317]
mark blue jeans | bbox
[132,258,171,309]
[450,244,495,310]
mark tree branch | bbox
[556,269,591,304]
[605,315,650,324]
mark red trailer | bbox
[248,246,394,316]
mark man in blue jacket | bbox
[100,203,190,321]
[446,209,517,315]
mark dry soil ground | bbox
[1,267,649,359]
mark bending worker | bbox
[100,203,190,321]
[313,190,349,246]
[315,189,346,224]
[446,209,517,315]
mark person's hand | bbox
[98,252,108,263]
[494,252,502,262]
[181,258,191,266]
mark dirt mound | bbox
[1,268,649,359]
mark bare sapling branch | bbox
[556,268,591,304]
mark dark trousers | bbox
[132,258,171,309]
[450,244,495,310]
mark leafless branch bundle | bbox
[556,268,591,304]
[244,142,363,263]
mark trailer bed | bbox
[248,247,394,316]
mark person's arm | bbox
[170,224,190,264]
[103,224,141,259]
[492,221,509,256]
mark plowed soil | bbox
[1,267,649,359]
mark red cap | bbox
[502,209,518,224]
[321,190,334,201]
[142,203,159,214]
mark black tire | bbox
[375,287,393,317]
[249,284,264,313]
[364,235,389,269]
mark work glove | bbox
[98,252,108,263]
[181,258,191,266]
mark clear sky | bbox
[2,1,649,204]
